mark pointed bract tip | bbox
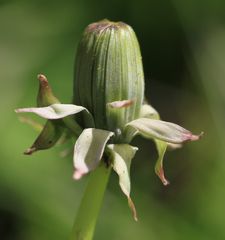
[162,179,170,186]
[183,131,204,142]
[15,108,28,114]
[156,168,170,186]
[128,197,138,221]
[37,74,48,82]
[24,147,36,155]
[73,170,85,180]
[37,74,50,89]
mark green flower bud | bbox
[73,20,144,135]
[15,19,203,225]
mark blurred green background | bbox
[1,0,225,239]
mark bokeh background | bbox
[1,0,225,239]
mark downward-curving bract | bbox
[15,20,202,220]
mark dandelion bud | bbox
[73,19,144,133]
[16,19,202,225]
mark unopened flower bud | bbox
[16,19,203,223]
[73,19,144,134]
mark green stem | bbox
[70,163,111,240]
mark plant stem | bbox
[70,163,111,240]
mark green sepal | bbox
[37,74,60,107]
[15,104,91,120]
[132,104,200,185]
[73,128,114,180]
[106,144,138,221]
[125,118,201,144]
[15,103,96,137]
[140,104,160,120]
[139,104,169,185]
[154,139,169,185]
[24,120,64,155]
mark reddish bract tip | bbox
[24,147,36,155]
[73,170,85,180]
[37,74,47,82]
[128,197,138,221]
[157,168,170,186]
[37,74,49,88]
[183,131,204,142]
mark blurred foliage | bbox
[1,0,225,239]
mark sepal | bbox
[73,128,114,180]
[37,74,60,107]
[140,104,159,120]
[154,140,169,185]
[15,103,91,120]
[107,144,138,221]
[24,120,64,155]
[125,118,202,144]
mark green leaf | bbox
[15,103,90,120]
[107,144,138,221]
[73,128,114,180]
[154,139,169,185]
[125,118,201,144]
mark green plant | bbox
[15,19,202,240]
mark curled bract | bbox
[15,20,202,221]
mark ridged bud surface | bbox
[73,20,144,134]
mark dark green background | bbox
[1,0,225,239]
